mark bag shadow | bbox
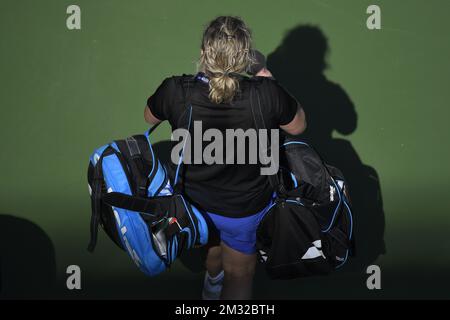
[0,214,56,298]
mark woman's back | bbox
[147,73,298,216]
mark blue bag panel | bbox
[89,144,110,165]
[101,154,166,276]
[89,127,209,277]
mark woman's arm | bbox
[256,67,306,135]
[144,105,162,125]
[280,106,307,136]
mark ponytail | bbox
[199,16,254,104]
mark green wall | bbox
[1,0,449,298]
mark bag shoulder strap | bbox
[87,149,111,252]
[114,137,150,198]
[172,75,196,192]
[249,81,283,194]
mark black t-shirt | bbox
[147,74,298,217]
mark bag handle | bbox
[172,77,195,191]
[87,152,107,252]
[143,77,195,192]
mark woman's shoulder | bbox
[155,74,197,95]
[243,76,284,94]
[163,74,196,84]
[244,75,279,86]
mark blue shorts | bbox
[205,200,274,255]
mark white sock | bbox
[208,270,224,284]
[202,270,224,300]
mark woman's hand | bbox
[255,67,273,78]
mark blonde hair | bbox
[199,16,254,104]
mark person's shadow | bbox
[267,25,386,272]
[0,215,56,298]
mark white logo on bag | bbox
[301,240,326,260]
[259,250,268,262]
[329,186,336,202]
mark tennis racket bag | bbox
[87,125,208,277]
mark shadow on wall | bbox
[0,215,56,298]
[267,25,386,271]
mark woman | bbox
[145,16,306,300]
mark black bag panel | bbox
[266,256,333,280]
[280,136,354,257]
[326,165,345,182]
[281,141,330,202]
[257,200,334,279]
[280,168,318,202]
[87,160,94,186]
[316,194,354,267]
[148,194,205,262]
[311,201,339,228]
[311,191,354,264]
[133,134,161,183]
[323,229,349,267]
[114,136,156,197]
[88,158,125,251]
[169,195,207,248]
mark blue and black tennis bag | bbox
[256,138,354,279]
[87,80,208,277]
[249,80,354,280]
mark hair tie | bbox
[225,34,235,40]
